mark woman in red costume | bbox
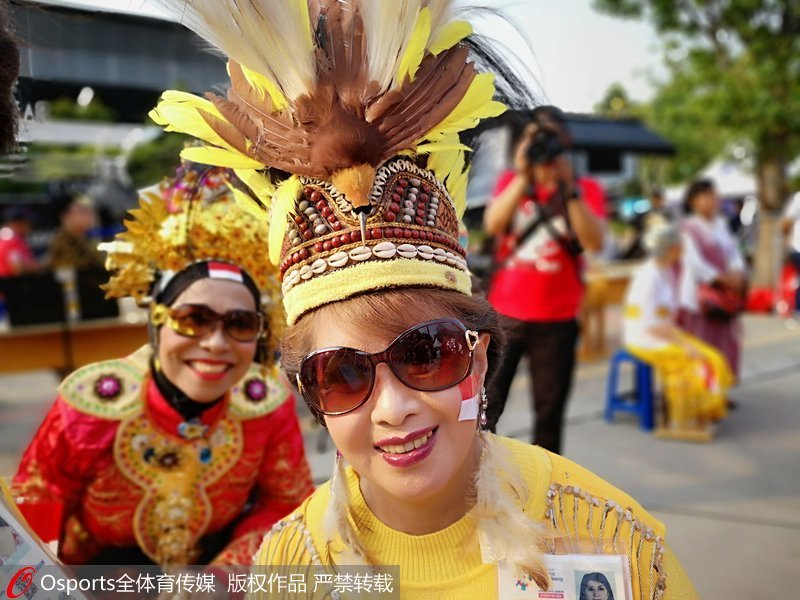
[13,162,313,566]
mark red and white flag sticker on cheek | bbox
[458,374,480,421]
[208,261,244,283]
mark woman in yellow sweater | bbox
[258,289,697,600]
[150,1,698,598]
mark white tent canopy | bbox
[665,159,757,205]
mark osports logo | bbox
[6,566,35,599]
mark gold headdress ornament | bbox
[150,0,506,324]
[101,161,285,365]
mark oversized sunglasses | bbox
[151,303,263,343]
[296,318,479,416]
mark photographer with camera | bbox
[483,106,605,453]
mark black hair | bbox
[155,261,260,308]
[683,178,715,215]
[531,104,566,125]
[51,192,79,219]
[0,0,19,154]
[458,31,540,161]
[579,573,615,600]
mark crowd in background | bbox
[479,108,753,437]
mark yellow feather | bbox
[416,140,472,154]
[445,150,468,217]
[295,0,314,55]
[234,169,276,204]
[268,176,303,265]
[240,65,289,112]
[428,20,472,55]
[240,64,289,111]
[428,151,458,184]
[451,163,470,218]
[229,184,265,220]
[231,169,276,220]
[149,91,231,149]
[180,146,265,170]
[395,7,431,85]
[422,74,507,142]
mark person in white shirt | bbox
[623,224,733,429]
[781,191,800,313]
[678,179,746,380]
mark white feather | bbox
[360,0,424,92]
[473,433,550,590]
[321,453,367,565]
[156,0,315,101]
[424,0,458,46]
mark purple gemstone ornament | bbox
[244,378,268,403]
[94,375,123,401]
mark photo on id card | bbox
[498,554,633,600]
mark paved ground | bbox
[1,313,798,598]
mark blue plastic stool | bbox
[605,348,655,431]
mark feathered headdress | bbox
[150,0,506,323]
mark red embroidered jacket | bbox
[13,346,314,566]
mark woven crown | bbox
[149,1,505,323]
[102,165,279,303]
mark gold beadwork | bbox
[544,482,668,600]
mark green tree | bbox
[126,132,189,188]
[593,0,800,287]
[594,82,637,118]
[638,66,733,184]
[48,96,117,122]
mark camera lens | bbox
[526,129,563,165]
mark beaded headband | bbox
[149,1,505,324]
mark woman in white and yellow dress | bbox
[623,224,733,429]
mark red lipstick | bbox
[375,427,438,468]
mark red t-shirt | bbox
[487,171,606,321]
[0,228,35,276]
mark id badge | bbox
[498,554,633,600]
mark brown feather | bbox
[210,93,317,176]
[376,45,472,130]
[227,62,298,139]
[196,108,250,156]
[365,45,468,125]
[310,104,385,174]
[207,92,263,144]
[377,47,477,157]
[381,64,475,148]
[227,61,277,124]
[314,0,371,114]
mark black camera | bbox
[526,127,563,165]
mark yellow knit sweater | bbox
[254,436,698,600]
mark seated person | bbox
[623,224,733,429]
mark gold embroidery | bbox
[544,483,667,600]
[229,368,289,419]
[59,346,151,419]
[113,411,244,565]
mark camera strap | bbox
[514,184,582,255]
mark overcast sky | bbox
[40,0,665,113]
